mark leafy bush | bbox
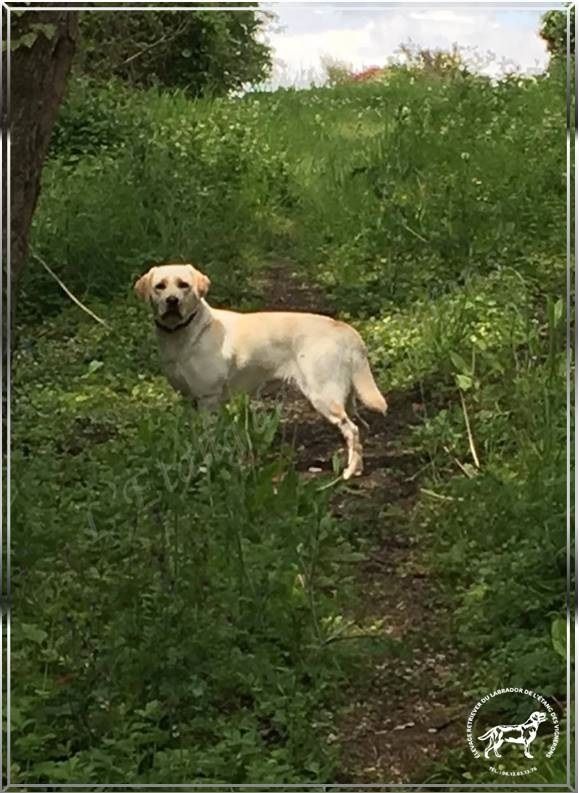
[540,8,575,58]
[31,83,296,315]
[49,77,141,161]
[76,9,272,96]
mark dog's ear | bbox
[134,268,155,300]
[190,265,211,298]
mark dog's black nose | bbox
[166,295,179,307]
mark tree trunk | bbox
[2,10,79,323]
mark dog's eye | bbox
[155,282,166,291]
[177,281,190,290]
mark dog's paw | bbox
[342,466,363,481]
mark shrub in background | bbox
[76,9,273,96]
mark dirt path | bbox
[259,259,466,784]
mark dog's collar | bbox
[155,308,198,334]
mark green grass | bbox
[12,64,570,785]
[13,304,383,784]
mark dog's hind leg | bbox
[308,396,363,480]
[296,355,363,479]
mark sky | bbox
[260,4,565,86]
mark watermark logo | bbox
[466,688,559,777]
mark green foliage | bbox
[357,269,539,393]
[358,257,567,699]
[355,249,566,730]
[49,77,142,159]
[12,302,386,784]
[31,80,295,317]
[4,10,58,52]
[76,9,272,96]
[269,74,565,316]
[540,7,575,57]
[16,60,568,784]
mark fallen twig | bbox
[420,488,461,502]
[400,221,429,244]
[458,389,480,469]
[443,445,476,478]
[33,252,109,328]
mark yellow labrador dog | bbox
[134,263,387,479]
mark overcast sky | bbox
[261,4,565,86]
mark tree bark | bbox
[2,10,79,322]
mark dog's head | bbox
[134,263,211,329]
[530,711,548,724]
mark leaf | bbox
[32,22,57,41]
[456,373,472,391]
[87,359,104,374]
[20,623,48,645]
[16,31,38,49]
[449,351,469,373]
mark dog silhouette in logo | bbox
[478,711,547,759]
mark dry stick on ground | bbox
[33,252,109,327]
[443,445,476,478]
[420,488,458,502]
[400,221,429,244]
[459,389,480,470]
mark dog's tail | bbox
[478,729,495,741]
[352,355,387,414]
